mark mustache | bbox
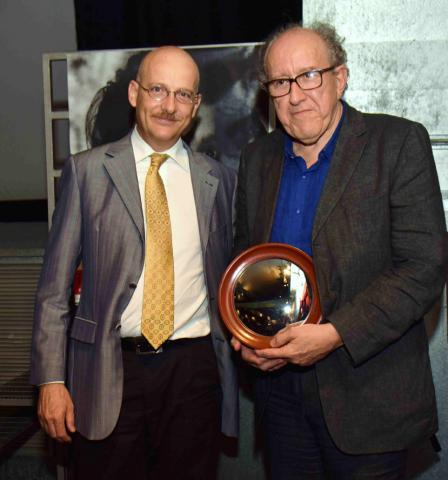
[153,111,178,121]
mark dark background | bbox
[74,0,302,49]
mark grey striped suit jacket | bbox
[31,134,238,440]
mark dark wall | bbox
[74,0,302,48]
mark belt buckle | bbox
[135,340,163,355]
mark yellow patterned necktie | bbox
[141,153,174,349]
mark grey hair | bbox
[259,21,348,84]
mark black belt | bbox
[120,334,210,355]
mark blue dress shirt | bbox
[270,103,346,256]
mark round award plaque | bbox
[218,243,322,349]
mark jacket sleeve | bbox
[329,123,448,365]
[30,156,82,385]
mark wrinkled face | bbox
[266,29,347,148]
[128,47,201,151]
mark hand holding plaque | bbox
[219,243,322,349]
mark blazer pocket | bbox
[69,315,97,344]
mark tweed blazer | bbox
[234,103,447,453]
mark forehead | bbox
[139,50,199,90]
[266,29,331,75]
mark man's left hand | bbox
[257,323,343,366]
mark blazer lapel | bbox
[312,106,368,240]
[188,147,218,251]
[102,135,144,240]
[253,131,285,243]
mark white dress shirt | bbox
[120,128,210,339]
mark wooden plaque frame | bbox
[218,243,321,349]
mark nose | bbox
[162,91,176,113]
[288,81,307,105]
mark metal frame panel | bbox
[42,53,68,229]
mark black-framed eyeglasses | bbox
[264,65,339,98]
[135,80,199,105]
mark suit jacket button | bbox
[129,282,137,289]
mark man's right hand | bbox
[231,337,287,371]
[38,383,76,443]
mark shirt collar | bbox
[284,100,346,168]
[131,127,190,172]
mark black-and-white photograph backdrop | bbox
[67,44,270,170]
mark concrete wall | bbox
[0,0,76,201]
[304,1,448,478]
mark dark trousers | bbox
[70,335,221,480]
[258,366,407,480]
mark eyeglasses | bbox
[264,65,338,98]
[135,80,198,105]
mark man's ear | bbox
[335,65,349,99]
[191,93,202,118]
[128,80,138,108]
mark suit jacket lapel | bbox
[103,135,145,240]
[188,146,218,251]
[254,130,285,243]
[312,105,368,240]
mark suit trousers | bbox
[257,366,407,480]
[70,335,221,480]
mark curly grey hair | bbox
[259,21,348,84]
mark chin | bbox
[288,128,318,143]
[299,137,321,146]
[290,121,324,140]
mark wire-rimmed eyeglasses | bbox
[264,65,338,98]
[135,80,199,104]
